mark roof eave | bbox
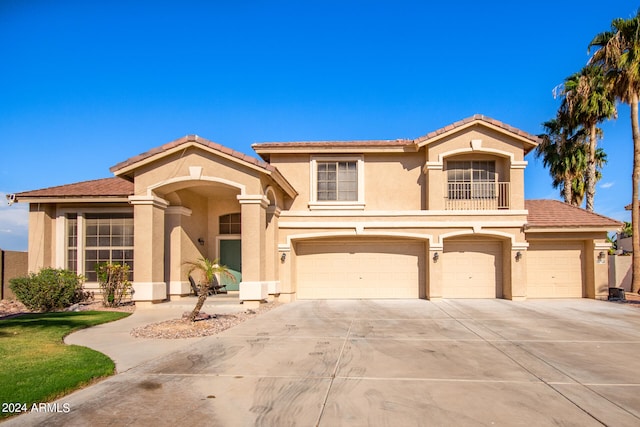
[16,196,132,204]
[413,119,540,152]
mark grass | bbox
[0,311,130,418]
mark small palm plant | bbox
[184,257,236,322]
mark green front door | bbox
[220,239,242,291]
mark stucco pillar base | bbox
[239,281,268,303]
[265,280,280,295]
[169,281,191,296]
[507,296,527,301]
[427,296,443,302]
[243,300,263,309]
[132,282,167,302]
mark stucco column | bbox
[27,204,56,272]
[264,205,281,297]
[424,162,444,210]
[587,240,611,299]
[508,243,528,301]
[427,243,443,300]
[510,162,527,210]
[165,206,192,298]
[130,195,168,304]
[237,195,268,306]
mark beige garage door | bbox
[527,241,583,298]
[442,241,502,298]
[296,240,424,299]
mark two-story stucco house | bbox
[14,115,621,306]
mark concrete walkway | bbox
[64,294,249,372]
[4,299,640,426]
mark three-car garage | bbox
[293,237,589,300]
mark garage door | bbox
[527,241,583,298]
[296,240,424,299]
[442,241,502,298]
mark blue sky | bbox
[0,1,634,251]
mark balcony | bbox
[445,182,510,210]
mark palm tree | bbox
[559,65,616,212]
[536,115,586,204]
[589,12,640,292]
[570,146,607,207]
[184,257,236,322]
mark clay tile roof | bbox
[110,135,276,174]
[525,199,622,229]
[414,114,542,146]
[253,139,413,149]
[16,177,133,198]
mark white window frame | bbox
[309,155,365,210]
[56,207,134,283]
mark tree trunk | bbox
[631,97,640,293]
[188,282,210,322]
[563,175,573,204]
[586,123,597,212]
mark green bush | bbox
[96,263,132,307]
[9,268,92,312]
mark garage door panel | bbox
[527,242,583,298]
[442,241,502,298]
[296,241,423,299]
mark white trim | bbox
[280,209,528,217]
[511,161,528,169]
[284,230,432,247]
[307,201,366,210]
[55,212,66,268]
[424,161,443,171]
[279,220,526,229]
[594,242,613,251]
[129,195,169,209]
[438,229,516,245]
[309,155,365,209]
[511,243,529,251]
[18,197,131,204]
[438,147,515,163]
[237,194,269,208]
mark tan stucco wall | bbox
[27,204,56,273]
[131,148,266,198]
[1,250,28,299]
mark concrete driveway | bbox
[5,299,640,426]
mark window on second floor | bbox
[317,161,357,201]
[446,160,496,200]
[309,155,365,209]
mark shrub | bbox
[9,268,92,312]
[95,263,132,307]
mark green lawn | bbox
[0,311,130,418]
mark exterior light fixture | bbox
[598,251,606,263]
[197,238,205,245]
[281,252,287,262]
[433,252,439,262]
[515,251,522,262]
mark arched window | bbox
[219,213,241,234]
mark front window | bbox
[447,160,496,200]
[81,213,133,281]
[317,161,358,201]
